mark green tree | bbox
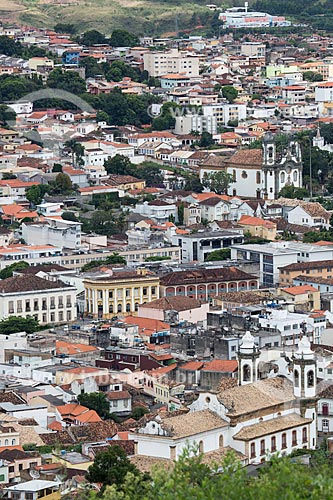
[54,23,76,34]
[0,261,29,279]
[184,175,204,193]
[104,155,134,176]
[109,29,139,47]
[198,131,214,148]
[106,60,140,82]
[302,70,323,82]
[64,139,85,167]
[131,407,149,420]
[79,56,104,78]
[52,163,63,173]
[278,185,309,199]
[80,30,107,46]
[202,171,233,194]
[222,85,238,103]
[47,68,86,94]
[77,392,111,419]
[86,445,139,487]
[26,184,50,206]
[62,211,79,222]
[53,173,73,194]
[0,316,39,335]
[178,203,184,225]
[137,162,164,187]
[205,248,231,261]
[81,253,126,272]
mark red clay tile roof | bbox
[160,267,257,287]
[226,148,263,167]
[0,275,71,294]
[202,359,238,372]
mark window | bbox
[256,171,261,184]
[17,300,22,312]
[260,439,265,456]
[51,312,55,322]
[250,442,256,458]
[294,369,299,388]
[322,419,329,432]
[322,403,329,416]
[8,301,14,314]
[307,370,314,388]
[126,304,131,312]
[199,440,204,453]
[292,430,297,446]
[50,297,55,309]
[281,433,287,449]
[109,290,113,299]
[118,304,122,313]
[25,300,30,312]
[271,436,276,452]
[302,427,307,443]
[34,299,39,311]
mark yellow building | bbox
[84,268,160,318]
[238,215,277,241]
[107,175,146,191]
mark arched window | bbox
[292,430,297,446]
[11,439,16,446]
[307,370,314,388]
[260,439,265,456]
[4,439,8,446]
[219,435,224,448]
[135,303,139,312]
[126,303,131,313]
[199,440,204,453]
[109,304,113,313]
[243,364,251,382]
[271,436,276,452]
[281,433,287,449]
[256,171,261,184]
[294,369,299,388]
[250,442,256,458]
[293,171,298,182]
[117,304,122,313]
[280,172,285,184]
[302,427,307,443]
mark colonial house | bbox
[0,274,77,325]
[287,203,331,230]
[160,267,259,300]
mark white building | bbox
[219,4,291,29]
[230,241,333,286]
[0,274,77,325]
[174,230,244,263]
[287,203,330,230]
[143,49,199,77]
[134,200,177,224]
[22,218,81,250]
[129,333,316,465]
[258,309,325,346]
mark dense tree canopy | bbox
[77,392,110,419]
[109,29,139,47]
[87,445,139,487]
[202,171,233,195]
[0,316,39,335]
[0,261,29,279]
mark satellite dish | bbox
[29,468,40,479]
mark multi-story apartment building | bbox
[84,268,160,318]
[143,49,199,77]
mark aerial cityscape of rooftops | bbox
[1,0,333,497]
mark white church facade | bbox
[199,132,303,200]
[129,332,317,466]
